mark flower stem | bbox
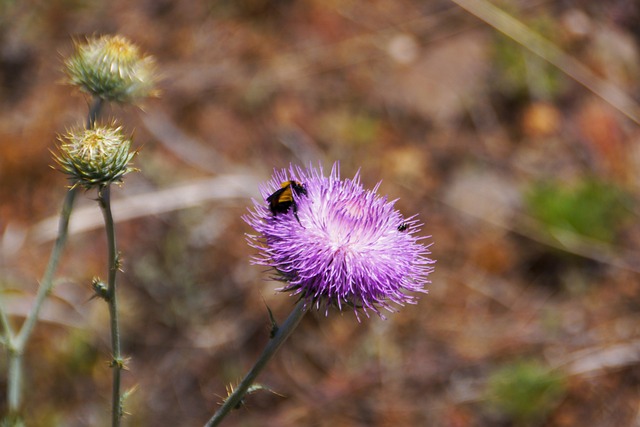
[14,188,77,349]
[7,347,21,414]
[98,185,123,427]
[0,95,101,423]
[4,187,77,417]
[87,97,104,129]
[204,300,308,427]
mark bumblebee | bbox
[267,180,307,224]
[397,222,408,232]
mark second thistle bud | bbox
[65,35,157,104]
[54,125,136,189]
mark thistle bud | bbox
[91,277,109,301]
[65,35,157,103]
[54,125,136,188]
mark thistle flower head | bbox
[54,125,136,188]
[245,163,434,319]
[65,35,157,103]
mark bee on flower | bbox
[245,163,434,320]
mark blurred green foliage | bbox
[485,360,566,425]
[491,16,566,100]
[0,415,25,427]
[525,178,632,243]
[59,330,99,376]
[317,108,381,148]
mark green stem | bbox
[204,300,308,427]
[87,97,104,129]
[14,189,77,349]
[0,291,15,343]
[7,348,21,414]
[6,187,77,416]
[98,185,123,427]
[1,94,100,422]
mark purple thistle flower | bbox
[244,163,435,320]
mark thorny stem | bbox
[204,300,308,427]
[98,185,123,427]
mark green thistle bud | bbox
[54,125,137,188]
[90,277,109,301]
[65,35,157,103]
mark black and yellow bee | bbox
[267,180,307,224]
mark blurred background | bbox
[1,0,640,425]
